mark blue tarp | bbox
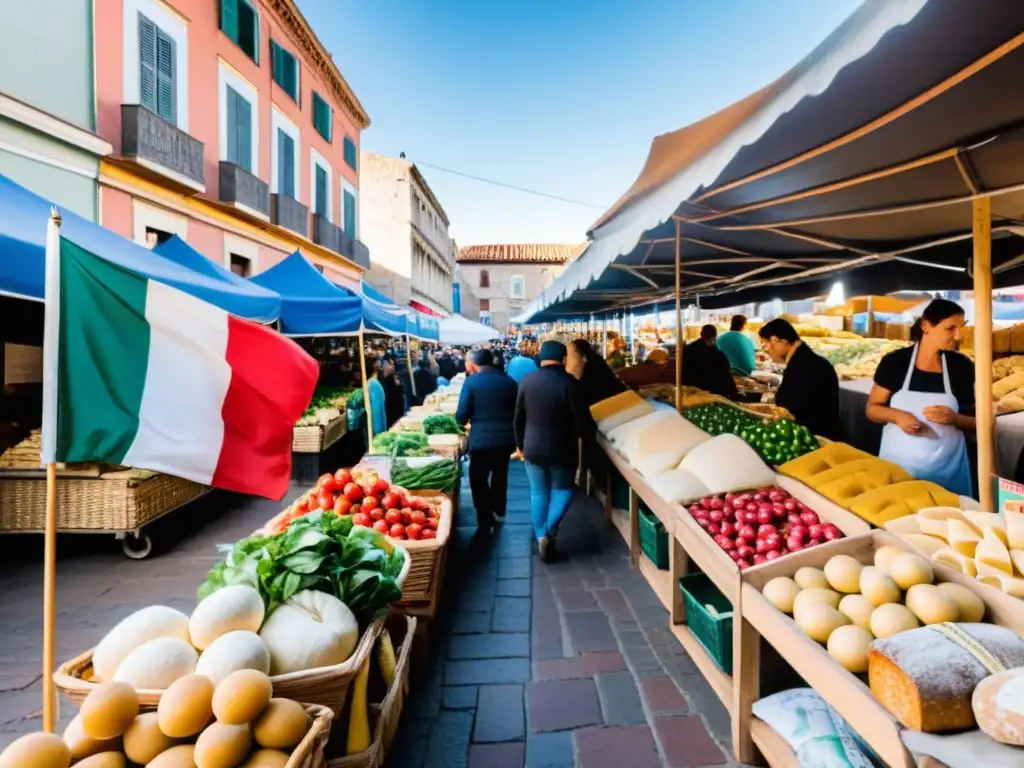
[360,280,440,341]
[250,251,363,335]
[0,173,285,322]
[153,235,280,323]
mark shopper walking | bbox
[514,341,595,561]
[456,348,519,527]
[412,356,438,406]
[366,359,388,439]
[380,358,405,428]
[507,351,538,384]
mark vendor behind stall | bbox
[717,314,757,376]
[865,299,974,497]
[682,325,738,398]
[759,318,843,441]
[616,347,675,389]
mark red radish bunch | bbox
[265,467,441,540]
[685,487,842,570]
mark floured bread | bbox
[972,667,1024,745]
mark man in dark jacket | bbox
[682,325,738,398]
[437,348,458,381]
[514,340,596,561]
[456,348,519,528]
[380,359,405,428]
[412,357,437,406]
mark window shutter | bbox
[251,8,260,65]
[155,30,175,123]
[139,16,157,113]
[220,0,238,43]
[344,190,356,235]
[344,137,357,170]
[271,39,280,81]
[236,94,252,172]
[315,166,327,217]
[226,88,238,165]
[279,132,295,197]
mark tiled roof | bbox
[457,243,586,264]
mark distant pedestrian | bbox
[514,341,596,561]
[507,353,538,384]
[380,358,405,427]
[412,357,437,405]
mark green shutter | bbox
[278,131,295,198]
[251,6,260,64]
[220,0,238,43]
[139,16,157,113]
[312,93,332,142]
[236,94,251,172]
[344,190,356,236]
[315,165,328,217]
[155,30,175,123]
[344,137,357,170]
[226,88,238,165]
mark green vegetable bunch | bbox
[198,511,406,625]
[422,414,462,435]
[684,403,818,466]
[391,457,458,493]
[370,431,432,456]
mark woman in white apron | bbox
[866,300,975,498]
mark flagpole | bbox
[358,329,374,446]
[41,207,61,732]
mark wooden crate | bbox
[395,493,453,609]
[294,416,347,454]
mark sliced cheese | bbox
[931,547,978,577]
[678,434,775,496]
[1010,549,1024,577]
[947,519,983,558]
[646,469,710,505]
[977,561,1013,581]
[979,573,1024,598]
[1006,509,1024,550]
[977,527,1014,576]
[884,516,924,536]
[898,533,948,558]
[917,506,970,524]
[918,517,952,541]
[963,510,1007,539]
[592,392,655,433]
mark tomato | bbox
[372,519,390,534]
[344,483,364,502]
[334,468,353,487]
[385,509,402,525]
[389,523,406,539]
[361,496,379,512]
[352,512,371,527]
[421,528,437,540]
[405,523,423,540]
[317,492,334,510]
[381,492,402,510]
[410,510,427,526]
[425,516,438,530]
[317,473,333,490]
[322,476,342,494]
[372,479,391,496]
[410,498,428,511]
[369,507,385,521]
[333,498,353,516]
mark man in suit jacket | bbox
[456,348,519,528]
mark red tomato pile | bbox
[684,486,842,570]
[266,467,441,540]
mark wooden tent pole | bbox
[406,333,416,399]
[675,218,683,412]
[973,197,995,511]
[602,315,608,358]
[359,330,374,445]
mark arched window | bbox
[480,270,490,288]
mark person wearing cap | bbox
[514,340,596,561]
[456,348,519,527]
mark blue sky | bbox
[296,0,862,247]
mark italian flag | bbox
[41,223,319,500]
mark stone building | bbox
[456,244,583,331]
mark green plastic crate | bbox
[611,469,631,511]
[638,504,669,569]
[678,572,733,674]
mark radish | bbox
[708,510,725,523]
[765,550,783,561]
[709,497,724,510]
[737,558,753,570]
[720,521,736,538]
[753,554,768,565]
[738,524,757,540]
[737,545,755,559]
[800,510,820,526]
[765,534,782,551]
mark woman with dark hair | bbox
[866,299,974,496]
[366,359,388,438]
[567,338,627,406]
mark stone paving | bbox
[389,463,747,768]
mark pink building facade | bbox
[92,0,369,284]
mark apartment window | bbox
[314,164,328,217]
[479,270,490,288]
[226,86,252,172]
[479,299,490,311]
[139,15,176,123]
[343,137,357,170]
[270,40,299,103]
[220,0,259,62]
[510,275,525,298]
[144,227,173,248]
[277,130,296,197]
[312,92,332,142]
[479,312,492,327]
[343,186,357,236]
[230,254,252,277]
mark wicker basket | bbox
[0,470,208,533]
[327,615,416,768]
[396,493,453,606]
[294,416,347,454]
[54,618,386,715]
[289,703,335,768]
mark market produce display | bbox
[592,390,656,433]
[683,486,843,570]
[295,386,355,427]
[607,408,709,477]
[808,339,907,380]
[370,430,433,456]
[390,457,458,494]
[884,507,1024,598]
[421,413,463,435]
[644,434,777,504]
[683,403,819,465]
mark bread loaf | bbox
[972,667,1024,745]
[869,623,1024,732]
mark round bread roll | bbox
[838,594,875,632]
[824,555,863,594]
[794,567,830,591]
[874,545,904,575]
[792,588,842,619]
[795,603,849,644]
[859,566,901,607]
[869,603,920,639]
[972,667,1024,746]
[762,577,801,614]
[827,625,874,673]
[936,582,986,623]
[905,584,960,625]
[889,552,934,590]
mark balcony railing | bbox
[219,162,269,219]
[312,214,352,257]
[121,105,205,190]
[349,238,371,269]
[270,193,308,237]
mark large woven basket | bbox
[294,416,347,453]
[54,617,386,716]
[396,493,453,606]
[327,615,416,768]
[289,703,335,768]
[0,470,208,533]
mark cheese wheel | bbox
[795,603,849,644]
[874,545,905,574]
[904,584,960,625]
[977,528,1014,575]
[827,625,873,673]
[896,534,947,558]
[931,547,978,578]
[869,603,920,639]
[889,552,934,590]
[972,667,1024,745]
[859,566,900,607]
[1005,509,1024,550]
[936,582,986,623]
[762,577,801,614]
[838,594,875,631]
[824,555,864,594]
[793,567,830,591]
[792,588,842,618]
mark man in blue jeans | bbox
[514,340,596,561]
